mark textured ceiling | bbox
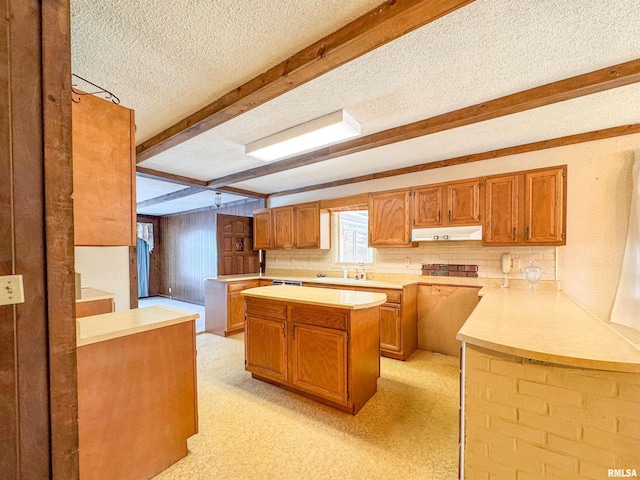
[71,0,381,142]
[72,0,640,214]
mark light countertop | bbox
[76,305,199,347]
[206,273,489,290]
[241,285,387,310]
[76,287,115,303]
[457,288,640,373]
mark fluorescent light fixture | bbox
[245,110,361,162]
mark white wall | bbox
[75,246,130,311]
[269,134,640,322]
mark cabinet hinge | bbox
[347,391,350,401]
[346,332,349,343]
[562,170,566,177]
[561,232,565,240]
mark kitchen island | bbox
[242,285,387,414]
[76,306,199,480]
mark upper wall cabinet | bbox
[484,174,520,245]
[447,180,481,225]
[253,209,272,249]
[412,179,481,228]
[524,167,566,244]
[412,185,442,227]
[294,202,330,249]
[369,190,413,247]
[72,94,136,246]
[483,166,566,246]
[272,206,294,249]
[253,202,330,250]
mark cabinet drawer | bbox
[228,281,259,293]
[355,287,402,304]
[384,291,402,304]
[292,307,347,330]
[245,299,287,319]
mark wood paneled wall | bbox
[0,1,77,478]
[158,200,262,304]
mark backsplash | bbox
[265,241,556,281]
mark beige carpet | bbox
[155,333,460,480]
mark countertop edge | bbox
[77,306,199,347]
[457,333,640,373]
[241,286,387,310]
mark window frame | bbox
[332,210,374,266]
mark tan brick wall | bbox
[464,345,640,479]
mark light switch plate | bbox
[0,275,25,306]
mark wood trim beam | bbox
[136,167,208,187]
[137,187,204,209]
[135,166,268,199]
[135,0,474,163]
[208,58,640,189]
[42,0,79,477]
[269,123,640,197]
[162,198,262,217]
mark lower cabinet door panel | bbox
[291,324,348,404]
[380,303,401,353]
[245,314,287,383]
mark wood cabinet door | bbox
[72,94,135,246]
[380,303,401,353]
[227,280,258,331]
[273,206,294,249]
[291,323,348,404]
[368,190,412,247]
[412,185,443,227]
[446,180,480,225]
[253,209,272,250]
[245,313,287,383]
[525,167,566,245]
[217,214,259,275]
[294,202,319,249]
[484,175,520,245]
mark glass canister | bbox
[523,260,543,290]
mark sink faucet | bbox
[342,265,347,279]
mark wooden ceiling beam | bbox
[135,166,268,199]
[136,166,208,187]
[268,123,640,197]
[136,187,204,209]
[207,58,640,189]
[135,0,474,163]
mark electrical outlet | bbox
[290,257,295,265]
[0,275,25,306]
[168,287,172,294]
[404,257,411,268]
[512,258,521,271]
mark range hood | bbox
[411,225,482,242]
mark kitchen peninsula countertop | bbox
[76,305,199,347]
[241,285,387,309]
[457,287,640,373]
[76,287,115,303]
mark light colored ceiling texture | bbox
[71,0,640,215]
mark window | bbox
[336,211,373,264]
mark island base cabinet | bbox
[292,324,348,405]
[77,321,197,480]
[245,314,287,383]
[245,297,380,414]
